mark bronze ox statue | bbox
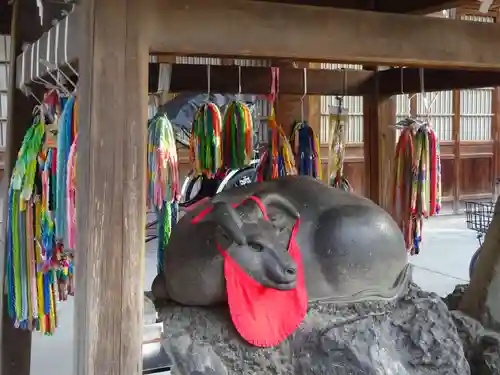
[152,175,410,306]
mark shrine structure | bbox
[2,0,500,374]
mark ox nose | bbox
[266,258,297,285]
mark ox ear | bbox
[211,202,247,246]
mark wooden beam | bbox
[147,0,500,70]
[151,63,500,96]
[149,63,373,95]
[76,0,147,373]
[377,68,500,95]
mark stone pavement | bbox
[28,214,478,375]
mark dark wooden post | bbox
[76,0,148,373]
[363,67,396,210]
[452,89,461,212]
[492,11,500,201]
[0,0,48,373]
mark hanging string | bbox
[290,120,322,179]
[147,114,180,273]
[327,102,351,192]
[190,103,223,177]
[392,122,441,255]
[256,116,296,182]
[222,101,253,170]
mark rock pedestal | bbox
[160,285,470,375]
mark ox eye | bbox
[249,243,263,252]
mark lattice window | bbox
[320,64,363,144]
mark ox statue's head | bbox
[209,194,300,290]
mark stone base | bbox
[443,284,500,375]
[451,311,500,375]
[159,285,470,375]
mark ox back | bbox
[161,175,410,306]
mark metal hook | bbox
[335,68,346,110]
[34,39,60,91]
[30,92,42,106]
[400,67,404,95]
[47,27,74,92]
[419,67,431,117]
[20,48,26,91]
[301,68,307,123]
[29,44,47,89]
[207,64,211,97]
[40,59,76,94]
[40,28,71,95]
[64,16,79,79]
[238,65,242,96]
[50,21,77,93]
[397,66,416,119]
[23,84,42,106]
[342,68,347,98]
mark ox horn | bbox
[211,202,247,246]
[260,193,299,220]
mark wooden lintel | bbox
[147,0,500,70]
[149,63,373,95]
[377,68,500,95]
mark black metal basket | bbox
[464,201,494,235]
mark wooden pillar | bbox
[363,67,396,210]
[493,12,500,200]
[493,86,500,198]
[76,0,148,373]
[0,0,47,373]
[452,89,461,212]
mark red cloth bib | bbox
[221,219,307,347]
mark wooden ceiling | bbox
[0,0,73,35]
[0,0,11,35]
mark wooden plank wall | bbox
[319,85,498,209]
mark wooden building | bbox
[4,0,500,374]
